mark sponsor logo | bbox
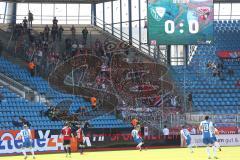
[191,134,240,146]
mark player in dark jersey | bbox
[76,124,85,155]
[61,122,73,157]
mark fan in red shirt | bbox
[76,124,85,155]
[61,122,73,158]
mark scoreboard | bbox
[148,0,214,45]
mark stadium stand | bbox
[0,56,131,129]
[172,21,240,116]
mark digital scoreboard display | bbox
[148,0,213,45]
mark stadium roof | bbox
[2,0,240,3]
[2,0,115,3]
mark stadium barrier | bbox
[0,129,180,154]
[191,134,240,147]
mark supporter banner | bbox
[0,129,180,154]
[217,51,240,59]
[148,0,213,44]
[191,134,240,147]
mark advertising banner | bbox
[0,130,35,154]
[191,134,240,147]
[148,0,214,45]
[0,129,180,154]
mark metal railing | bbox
[93,16,168,64]
[0,14,92,25]
[185,113,240,128]
[0,73,34,99]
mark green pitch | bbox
[1,147,240,160]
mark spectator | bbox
[12,117,22,127]
[83,121,90,135]
[162,125,169,141]
[131,118,138,127]
[51,25,58,41]
[40,32,44,42]
[0,92,4,103]
[0,40,3,56]
[77,106,86,116]
[90,97,97,109]
[213,68,220,77]
[50,108,58,121]
[22,17,28,31]
[65,38,72,54]
[190,127,197,135]
[171,95,177,107]
[217,62,223,70]
[162,125,169,136]
[187,92,192,112]
[19,116,31,127]
[58,25,64,41]
[44,25,50,41]
[52,17,58,26]
[28,10,33,28]
[71,25,76,40]
[28,60,36,76]
[228,68,234,77]
[120,110,126,120]
[236,80,240,87]
[82,27,88,45]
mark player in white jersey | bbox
[131,125,144,151]
[19,125,35,160]
[199,116,218,159]
[180,125,194,153]
[212,127,222,151]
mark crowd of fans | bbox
[10,12,93,77]
[206,60,236,80]
[206,61,224,79]
[40,105,69,121]
[7,11,185,130]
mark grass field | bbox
[1,147,240,160]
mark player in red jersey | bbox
[61,122,74,157]
[76,124,85,155]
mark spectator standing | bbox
[190,127,197,135]
[83,121,90,135]
[162,125,169,141]
[71,25,76,40]
[187,92,192,112]
[171,95,177,107]
[131,118,138,127]
[52,17,58,26]
[19,116,31,127]
[22,17,28,31]
[236,80,240,87]
[90,97,97,109]
[0,92,4,103]
[0,40,3,56]
[82,27,88,45]
[12,117,22,127]
[51,25,58,41]
[28,60,36,76]
[58,25,64,41]
[228,67,234,77]
[162,125,169,136]
[44,25,50,41]
[28,11,33,28]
